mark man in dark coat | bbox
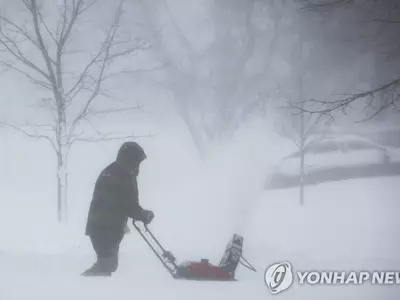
[82,141,154,276]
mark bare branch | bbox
[0,25,50,79]
[36,7,57,43]
[304,112,325,138]
[161,0,195,74]
[290,78,400,121]
[57,0,83,46]
[27,0,58,90]
[65,38,149,97]
[301,0,353,11]
[64,48,107,99]
[65,1,129,99]
[71,133,156,144]
[55,0,68,40]
[88,105,144,116]
[0,60,52,90]
[55,0,86,91]
[0,121,57,153]
[67,132,156,155]
[294,139,301,149]
[372,18,400,24]
[99,63,168,81]
[0,15,41,50]
[79,0,102,15]
[107,43,149,61]
[67,1,132,139]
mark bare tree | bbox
[159,0,209,160]
[286,99,327,205]
[283,69,328,205]
[293,0,400,120]
[210,0,287,138]
[139,0,288,159]
[134,0,212,160]
[0,0,151,221]
[297,78,400,121]
[277,11,332,205]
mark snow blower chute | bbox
[132,221,256,281]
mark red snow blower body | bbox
[133,222,256,281]
[175,259,234,281]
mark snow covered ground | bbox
[0,175,399,299]
[0,119,399,299]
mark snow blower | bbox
[132,221,257,281]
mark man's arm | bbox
[119,173,154,224]
[123,175,144,220]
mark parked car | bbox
[265,134,400,189]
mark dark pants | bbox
[83,233,124,276]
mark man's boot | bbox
[81,261,112,276]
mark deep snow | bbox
[0,175,399,299]
[0,119,399,299]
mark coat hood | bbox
[116,141,146,175]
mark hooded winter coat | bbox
[85,142,147,237]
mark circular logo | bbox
[264,262,293,294]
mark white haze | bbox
[0,0,399,299]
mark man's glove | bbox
[124,223,131,234]
[140,209,154,225]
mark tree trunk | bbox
[300,142,305,206]
[179,107,207,161]
[56,117,68,222]
[299,80,305,206]
[57,162,68,222]
[171,76,207,161]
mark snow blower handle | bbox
[133,221,179,278]
[142,224,176,262]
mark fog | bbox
[0,0,399,299]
